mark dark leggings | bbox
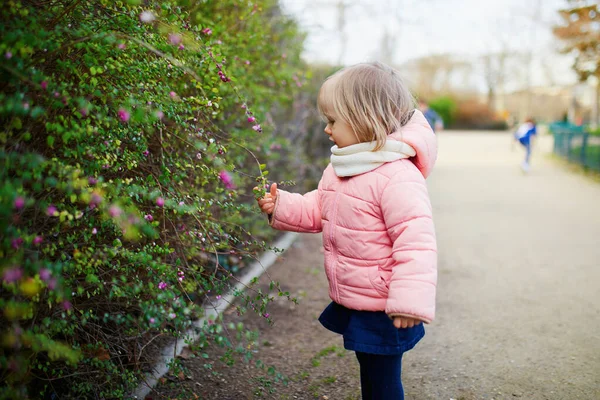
[355,352,404,399]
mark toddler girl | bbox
[257,62,437,399]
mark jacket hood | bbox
[387,109,437,178]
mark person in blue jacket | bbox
[419,100,444,133]
[514,117,537,172]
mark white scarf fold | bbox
[330,140,416,177]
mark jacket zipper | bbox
[330,180,343,304]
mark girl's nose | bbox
[324,125,331,135]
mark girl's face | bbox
[324,114,359,148]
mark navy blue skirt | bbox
[318,302,425,355]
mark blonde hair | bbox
[317,62,415,150]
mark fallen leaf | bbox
[178,346,194,360]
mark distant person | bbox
[419,99,444,132]
[514,117,537,172]
[256,62,437,399]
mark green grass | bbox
[550,151,600,183]
[310,345,340,367]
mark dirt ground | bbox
[151,132,600,400]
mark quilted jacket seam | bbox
[390,279,436,286]
[334,224,386,233]
[386,215,432,230]
[336,191,378,207]
[391,248,437,254]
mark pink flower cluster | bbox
[118,108,130,122]
[246,114,262,133]
[3,267,23,283]
[215,63,231,83]
[14,197,25,210]
[218,170,235,189]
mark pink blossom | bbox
[108,205,122,218]
[150,318,156,324]
[47,278,57,290]
[241,104,247,109]
[41,81,48,90]
[158,281,167,290]
[216,295,222,300]
[2,267,23,283]
[90,193,103,206]
[156,197,164,207]
[39,268,51,282]
[80,107,88,116]
[247,116,256,123]
[5,52,12,59]
[155,110,164,120]
[252,124,262,132]
[33,236,43,246]
[92,227,97,235]
[178,44,185,50]
[218,171,235,189]
[144,214,153,222]
[169,91,177,98]
[62,301,72,311]
[14,197,25,210]
[169,313,176,319]
[245,60,250,65]
[263,313,270,318]
[118,43,126,50]
[142,150,150,157]
[179,201,184,206]
[23,102,30,110]
[169,33,182,45]
[118,108,130,122]
[46,205,58,216]
[202,28,212,35]
[11,238,23,250]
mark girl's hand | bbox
[393,316,422,329]
[256,183,278,215]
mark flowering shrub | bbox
[0,0,305,397]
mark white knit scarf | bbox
[330,140,416,177]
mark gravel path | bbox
[154,131,600,400]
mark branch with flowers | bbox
[0,0,306,398]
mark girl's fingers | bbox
[393,317,422,329]
[257,198,273,207]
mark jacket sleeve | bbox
[269,184,323,234]
[380,173,437,323]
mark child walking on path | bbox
[256,62,438,399]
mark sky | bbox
[280,0,578,90]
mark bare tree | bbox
[553,0,600,126]
[400,54,474,98]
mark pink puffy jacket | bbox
[270,110,438,323]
